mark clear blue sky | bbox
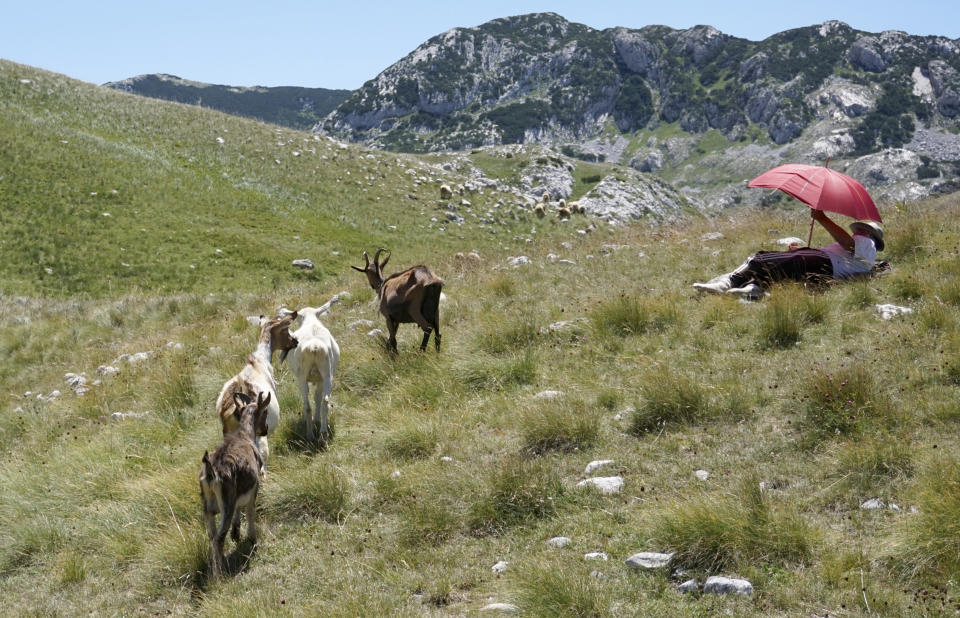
[2,1,957,90]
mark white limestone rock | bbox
[625,552,674,569]
[584,460,615,474]
[704,576,754,597]
[576,476,624,495]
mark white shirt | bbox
[821,235,877,278]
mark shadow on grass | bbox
[193,538,260,595]
[280,418,335,454]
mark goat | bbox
[351,248,444,353]
[533,204,546,218]
[215,312,298,466]
[200,391,271,578]
[282,299,340,441]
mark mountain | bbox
[317,13,960,206]
[104,73,350,131]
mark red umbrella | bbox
[748,164,882,222]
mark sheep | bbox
[533,204,546,218]
[541,192,550,204]
[351,248,444,353]
[569,201,584,215]
[439,184,453,200]
[215,312,298,467]
[200,391,271,578]
[282,300,340,441]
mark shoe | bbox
[693,274,732,294]
[726,283,765,300]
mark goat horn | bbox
[362,251,369,267]
[373,248,386,265]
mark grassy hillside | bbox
[2,60,959,616]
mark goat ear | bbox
[350,265,366,272]
[257,391,272,409]
[202,451,210,465]
[233,391,252,409]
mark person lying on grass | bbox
[693,210,884,299]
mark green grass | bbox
[2,60,960,615]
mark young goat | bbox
[215,312,298,466]
[200,391,271,578]
[352,248,444,353]
[282,300,340,441]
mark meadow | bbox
[1,60,959,616]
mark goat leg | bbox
[213,504,234,577]
[419,328,432,352]
[299,381,314,441]
[385,317,399,353]
[246,489,259,543]
[316,382,330,438]
[230,507,243,543]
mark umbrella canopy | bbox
[748,164,882,223]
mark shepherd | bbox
[693,163,885,299]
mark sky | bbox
[2,1,958,90]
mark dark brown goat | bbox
[199,391,271,578]
[352,249,444,353]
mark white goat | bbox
[215,313,298,467]
[282,298,340,441]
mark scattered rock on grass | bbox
[678,579,699,594]
[876,304,913,320]
[547,536,572,548]
[584,459,615,474]
[625,552,674,569]
[480,603,519,613]
[704,576,754,597]
[576,476,624,494]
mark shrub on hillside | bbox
[519,397,599,456]
[590,294,681,338]
[513,560,611,616]
[630,366,712,434]
[894,456,960,583]
[265,462,350,523]
[756,290,806,349]
[652,472,816,571]
[799,364,896,442]
[469,456,565,535]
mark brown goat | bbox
[200,391,271,578]
[352,248,444,353]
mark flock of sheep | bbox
[199,250,444,577]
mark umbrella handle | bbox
[807,214,815,248]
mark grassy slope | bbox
[2,60,960,616]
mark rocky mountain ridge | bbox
[105,73,350,131]
[317,14,960,207]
